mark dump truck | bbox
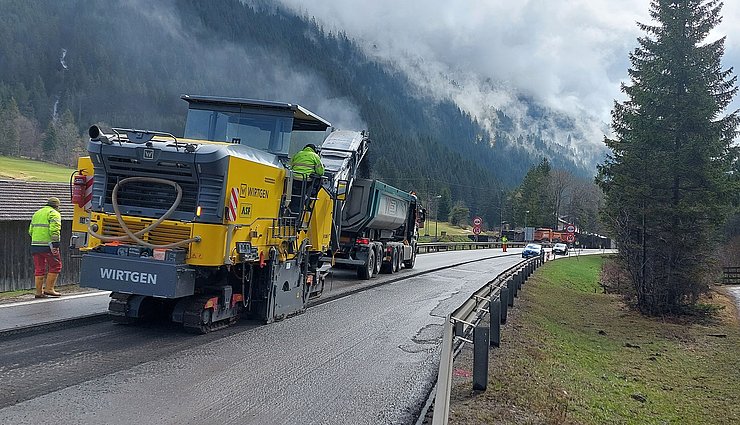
[69,95,397,333]
[323,178,423,279]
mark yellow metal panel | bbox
[307,187,334,253]
[188,223,227,266]
[72,156,94,233]
[225,157,285,225]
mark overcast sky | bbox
[275,0,740,148]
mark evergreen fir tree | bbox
[597,0,739,314]
[0,98,20,155]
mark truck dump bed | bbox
[341,178,415,233]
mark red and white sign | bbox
[566,224,576,233]
[227,187,239,221]
[472,216,483,227]
[71,175,94,211]
[473,226,481,235]
[566,233,575,243]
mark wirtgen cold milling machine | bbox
[71,95,371,333]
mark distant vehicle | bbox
[553,243,568,255]
[522,243,543,259]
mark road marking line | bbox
[0,291,111,308]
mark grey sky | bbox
[276,0,740,149]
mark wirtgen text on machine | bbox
[99,268,157,285]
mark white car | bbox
[553,243,568,255]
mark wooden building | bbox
[0,179,79,292]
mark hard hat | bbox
[47,197,61,208]
[305,144,318,152]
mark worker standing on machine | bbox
[289,144,325,214]
[29,197,63,298]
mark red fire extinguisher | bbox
[71,174,88,208]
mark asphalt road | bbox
[0,249,526,424]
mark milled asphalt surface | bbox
[0,249,525,424]
[0,248,520,334]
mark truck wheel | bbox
[357,250,375,280]
[403,249,416,269]
[392,249,400,272]
[373,247,383,276]
[381,249,397,274]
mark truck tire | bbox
[357,250,375,280]
[381,249,398,274]
[403,249,416,270]
[373,246,383,276]
[392,248,400,272]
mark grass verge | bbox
[448,256,740,425]
[0,156,74,182]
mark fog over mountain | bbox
[275,0,740,164]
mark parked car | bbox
[522,243,543,259]
[553,243,568,255]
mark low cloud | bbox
[276,0,740,156]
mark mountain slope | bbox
[0,0,592,222]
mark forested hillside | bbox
[0,0,591,226]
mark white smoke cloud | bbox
[275,0,740,160]
[107,0,366,132]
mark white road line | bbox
[0,291,111,308]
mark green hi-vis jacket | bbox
[29,205,61,248]
[289,147,325,179]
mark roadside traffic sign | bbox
[473,226,481,235]
[473,216,482,227]
[566,224,576,233]
[566,233,575,243]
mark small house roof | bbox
[0,180,74,221]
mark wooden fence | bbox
[0,220,81,292]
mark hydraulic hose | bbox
[87,176,201,249]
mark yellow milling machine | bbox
[71,95,369,333]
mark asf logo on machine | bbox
[100,268,158,285]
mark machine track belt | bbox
[108,293,137,324]
[181,295,239,334]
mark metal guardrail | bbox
[431,256,542,425]
[722,266,740,285]
[417,241,526,253]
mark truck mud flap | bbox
[80,252,195,298]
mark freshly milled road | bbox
[0,249,523,425]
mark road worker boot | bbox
[43,272,61,297]
[34,276,46,298]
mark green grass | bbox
[450,256,740,425]
[0,156,74,182]
[538,255,604,292]
[0,288,34,299]
[418,220,495,242]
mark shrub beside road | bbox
[448,256,740,424]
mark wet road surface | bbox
[0,252,523,424]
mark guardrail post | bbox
[454,320,465,337]
[490,298,501,347]
[512,273,519,298]
[473,325,489,391]
[507,279,515,307]
[500,287,509,324]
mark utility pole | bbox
[433,194,441,240]
[499,190,504,238]
[425,178,431,237]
